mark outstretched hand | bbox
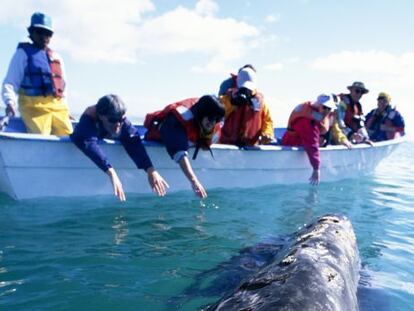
[107,167,126,201]
[191,179,207,199]
[309,169,320,186]
[146,167,169,196]
[259,134,273,145]
[342,140,353,149]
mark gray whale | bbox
[206,214,360,311]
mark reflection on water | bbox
[112,213,129,246]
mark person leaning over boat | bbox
[144,95,225,199]
[70,94,169,201]
[1,12,72,136]
[218,67,274,146]
[281,94,336,185]
[218,64,256,96]
[336,81,369,136]
[365,92,405,141]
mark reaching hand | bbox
[191,179,207,199]
[309,169,320,186]
[146,167,169,196]
[343,140,353,149]
[259,134,273,145]
[107,167,126,201]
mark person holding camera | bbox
[218,67,274,146]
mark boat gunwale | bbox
[0,131,406,152]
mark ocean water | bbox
[0,142,413,311]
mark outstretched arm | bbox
[179,155,207,198]
[146,166,169,196]
[71,113,127,201]
[160,114,207,198]
[106,167,126,201]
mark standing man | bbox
[1,12,72,135]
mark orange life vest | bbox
[339,94,363,132]
[287,102,330,134]
[220,89,265,146]
[144,98,203,144]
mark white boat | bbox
[0,117,404,200]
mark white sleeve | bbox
[2,48,27,107]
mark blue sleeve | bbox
[365,110,374,121]
[218,77,234,96]
[159,114,189,159]
[390,111,405,127]
[70,114,112,172]
[119,119,153,171]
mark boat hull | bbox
[0,132,403,200]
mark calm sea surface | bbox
[1,142,413,311]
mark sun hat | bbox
[347,81,369,94]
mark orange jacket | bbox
[287,102,330,135]
[219,89,273,146]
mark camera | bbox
[232,87,253,107]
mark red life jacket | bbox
[19,42,65,98]
[219,89,265,146]
[339,94,363,132]
[287,102,330,134]
[144,98,203,144]
[46,48,65,98]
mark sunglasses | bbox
[377,96,387,101]
[107,115,125,124]
[353,88,365,95]
[33,28,53,37]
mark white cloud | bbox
[311,50,414,76]
[0,0,259,70]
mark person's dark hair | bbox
[191,95,225,123]
[96,94,127,118]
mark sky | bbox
[0,0,412,134]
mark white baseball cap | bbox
[237,67,257,91]
[316,93,337,110]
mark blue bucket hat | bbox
[29,12,53,33]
